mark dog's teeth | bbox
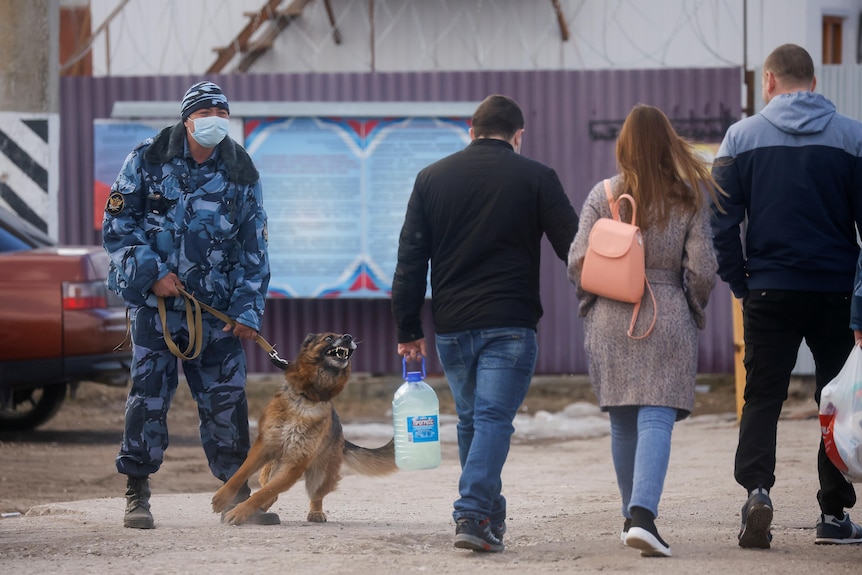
[327,346,350,360]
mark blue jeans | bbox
[608,405,677,518]
[435,327,537,525]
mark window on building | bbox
[823,15,843,64]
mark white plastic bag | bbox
[819,345,862,482]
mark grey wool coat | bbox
[567,176,718,419]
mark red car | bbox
[0,206,131,431]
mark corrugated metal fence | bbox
[59,68,742,376]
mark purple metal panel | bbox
[60,68,742,376]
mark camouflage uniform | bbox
[103,121,269,481]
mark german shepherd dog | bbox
[212,333,397,525]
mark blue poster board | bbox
[245,116,469,297]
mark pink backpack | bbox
[581,179,656,339]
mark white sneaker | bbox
[626,526,672,557]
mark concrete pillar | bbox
[0,0,59,113]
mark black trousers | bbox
[736,290,857,516]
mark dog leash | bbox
[157,287,290,370]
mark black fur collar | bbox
[143,121,259,186]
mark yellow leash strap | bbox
[158,287,289,369]
[157,287,203,360]
[113,307,133,353]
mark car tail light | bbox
[62,280,108,310]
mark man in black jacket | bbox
[391,94,579,552]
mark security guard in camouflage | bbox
[102,81,277,529]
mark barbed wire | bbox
[82,0,744,76]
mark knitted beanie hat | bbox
[181,81,229,120]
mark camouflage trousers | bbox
[116,305,250,482]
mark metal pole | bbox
[743,0,755,116]
[369,0,375,72]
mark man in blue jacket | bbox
[103,81,276,529]
[712,44,862,548]
[391,94,579,552]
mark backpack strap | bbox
[628,280,657,339]
[603,179,637,225]
[603,178,614,208]
[602,179,656,339]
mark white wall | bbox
[85,0,862,76]
[745,0,860,64]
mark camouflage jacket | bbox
[102,121,270,331]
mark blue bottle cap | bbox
[402,356,426,381]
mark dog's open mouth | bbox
[326,346,354,360]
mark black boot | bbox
[123,476,155,529]
[221,482,280,526]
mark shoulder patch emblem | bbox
[106,192,125,215]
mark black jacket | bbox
[391,138,579,341]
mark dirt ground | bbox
[2,373,861,574]
[0,372,734,512]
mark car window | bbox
[0,226,33,252]
[0,206,55,248]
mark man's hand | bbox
[397,338,426,361]
[152,273,183,297]
[151,274,257,341]
[224,322,258,341]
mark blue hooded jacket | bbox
[711,91,862,300]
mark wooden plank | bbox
[207,0,285,74]
[551,0,570,41]
[323,0,342,44]
[236,0,315,72]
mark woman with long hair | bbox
[567,104,725,557]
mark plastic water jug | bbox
[392,357,441,470]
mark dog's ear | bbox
[302,333,318,347]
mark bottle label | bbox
[406,415,439,443]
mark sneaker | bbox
[620,517,632,544]
[815,513,862,544]
[454,518,505,552]
[625,508,671,557]
[491,520,507,542]
[626,527,671,557]
[738,488,773,549]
